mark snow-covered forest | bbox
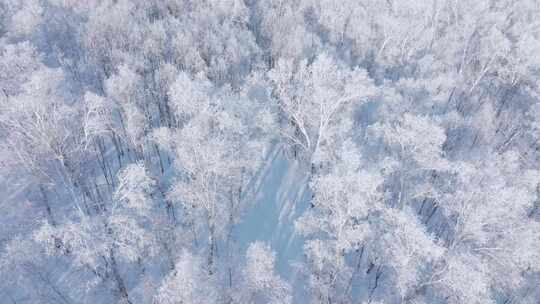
[1,0,539,303]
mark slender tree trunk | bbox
[208,219,217,275]
[109,248,132,304]
[40,185,57,227]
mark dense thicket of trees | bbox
[1,1,539,303]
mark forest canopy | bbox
[0,0,539,303]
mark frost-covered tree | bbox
[154,72,269,278]
[33,163,158,303]
[233,241,291,304]
[154,250,218,304]
[296,141,381,303]
[268,52,376,164]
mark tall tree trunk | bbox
[109,248,132,304]
[208,223,216,275]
